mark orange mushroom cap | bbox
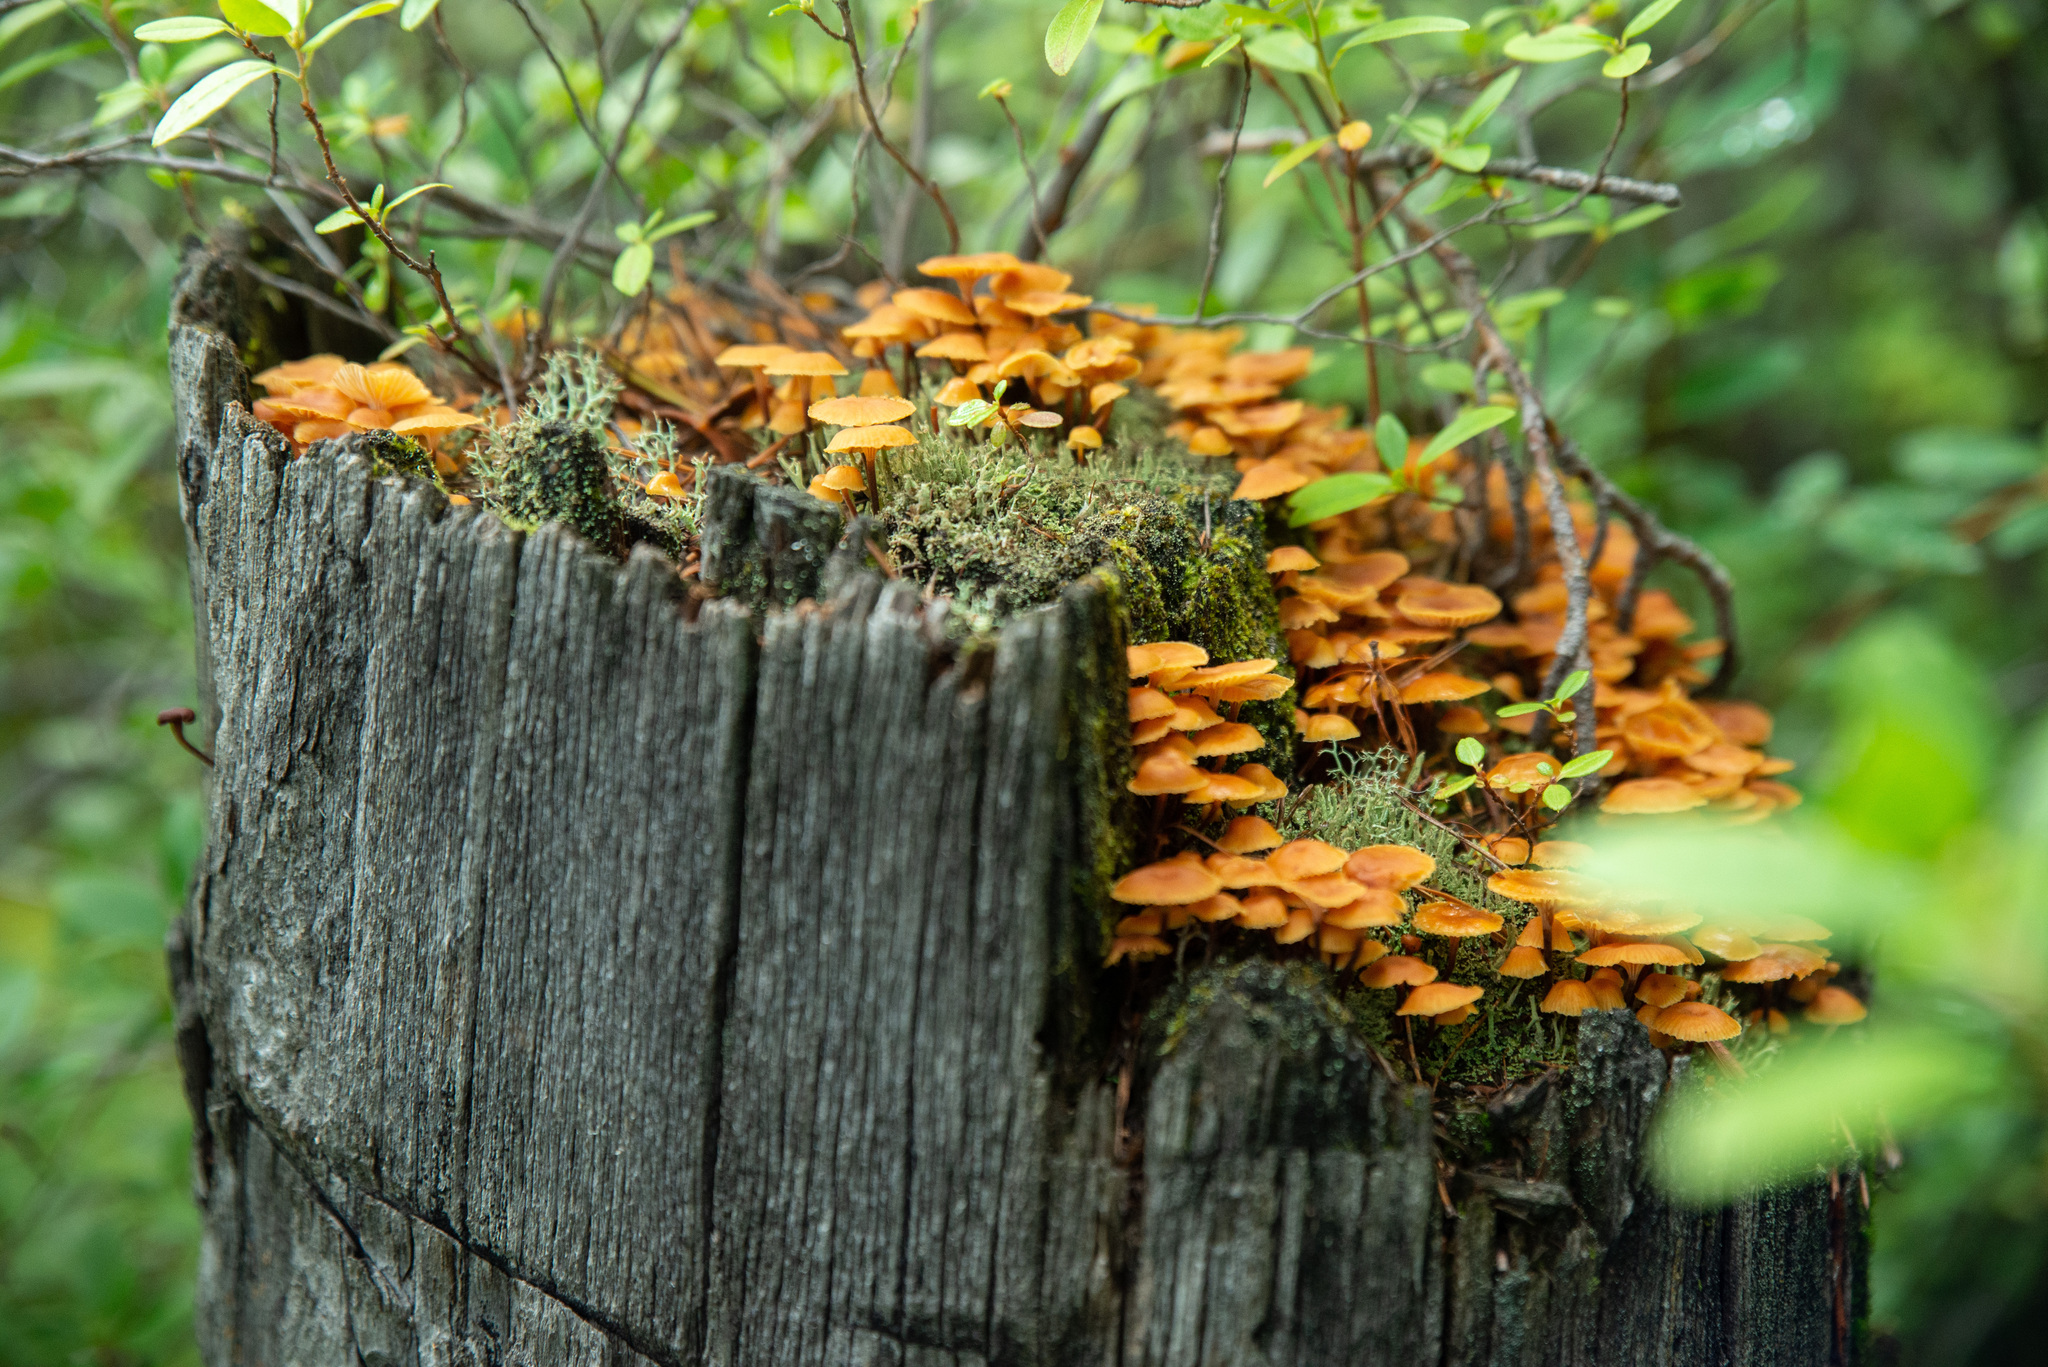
[1266,546,1320,573]
[825,423,917,453]
[714,342,795,368]
[1216,815,1283,854]
[1654,1001,1742,1042]
[1412,902,1504,937]
[1806,986,1867,1025]
[1111,855,1223,905]
[1395,582,1503,629]
[1266,838,1350,882]
[1540,979,1598,1016]
[1129,686,1176,722]
[1397,672,1492,705]
[1398,982,1484,1017]
[893,287,978,326]
[1344,844,1435,892]
[762,350,849,377]
[1361,955,1439,989]
[1635,973,1690,1009]
[1577,941,1694,968]
[1600,777,1708,815]
[1128,641,1208,678]
[1497,945,1550,979]
[918,250,1021,282]
[1587,968,1629,1011]
[1323,887,1406,929]
[807,463,867,500]
[810,394,916,426]
[1127,751,1207,796]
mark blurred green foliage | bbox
[3,0,2047,1360]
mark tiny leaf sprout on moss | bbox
[611,210,717,297]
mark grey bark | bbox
[167,251,1862,1366]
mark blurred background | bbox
[3,0,2045,1361]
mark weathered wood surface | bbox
[168,255,1861,1366]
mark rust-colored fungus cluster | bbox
[251,355,483,464]
[248,256,1859,1074]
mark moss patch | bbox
[1278,750,1577,1088]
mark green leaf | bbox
[314,202,368,232]
[1245,28,1322,75]
[1455,737,1487,767]
[384,181,450,213]
[1420,361,1475,394]
[398,0,438,30]
[1374,412,1409,472]
[1436,773,1477,799]
[612,240,654,296]
[1522,214,1597,240]
[1419,405,1516,463]
[1554,669,1591,702]
[1262,134,1331,189]
[1286,470,1396,525]
[1335,15,1469,57]
[304,0,398,53]
[948,398,997,426]
[1611,203,1672,234]
[1199,32,1242,67]
[1623,0,1686,42]
[1162,3,1229,42]
[1044,0,1105,76]
[1540,783,1572,811]
[1558,749,1614,779]
[1502,27,1609,62]
[1449,67,1519,141]
[1602,42,1650,78]
[1438,142,1491,173]
[218,0,292,36]
[136,17,232,41]
[647,209,715,242]
[151,57,275,146]
[1495,701,1548,717]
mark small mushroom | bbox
[1216,815,1283,854]
[1806,986,1867,1025]
[810,394,917,427]
[1600,777,1708,815]
[1266,546,1320,574]
[1266,838,1350,882]
[1653,1001,1742,1042]
[1412,902,1504,937]
[1586,968,1629,1010]
[1394,582,1503,629]
[1361,955,1439,989]
[1344,844,1435,891]
[1539,979,1598,1016]
[1323,887,1406,929]
[1111,855,1223,905]
[1128,641,1209,678]
[1396,672,1491,705]
[1497,945,1549,979]
[1398,982,1484,1017]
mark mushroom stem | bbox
[157,707,215,767]
[1705,1039,1747,1077]
[861,452,879,511]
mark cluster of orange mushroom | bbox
[250,355,482,464]
[1109,728,1863,1052]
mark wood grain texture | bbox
[169,252,1860,1367]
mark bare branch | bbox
[1195,52,1252,321]
[1193,131,1683,207]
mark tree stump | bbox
[166,254,1864,1366]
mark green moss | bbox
[1278,751,1578,1087]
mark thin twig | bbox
[1194,52,1252,322]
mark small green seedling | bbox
[611,209,716,296]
